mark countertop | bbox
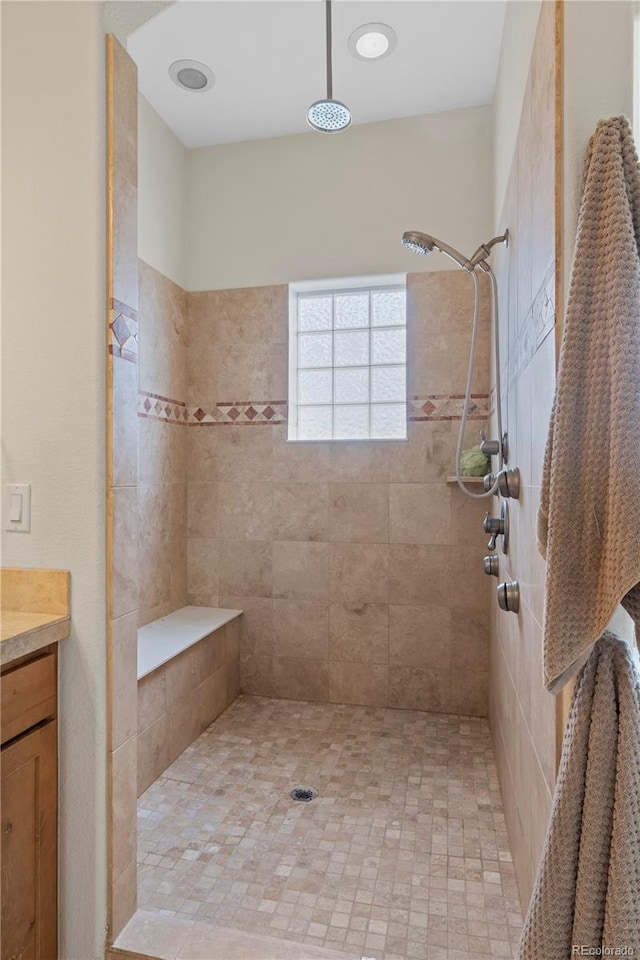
[1,610,70,666]
[1,567,70,667]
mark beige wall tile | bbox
[240,653,275,697]
[329,443,391,483]
[188,427,219,482]
[389,604,451,670]
[112,172,138,310]
[171,481,188,611]
[187,538,219,604]
[219,595,273,659]
[329,602,388,664]
[273,599,329,660]
[216,425,274,481]
[112,356,138,487]
[187,483,218,539]
[138,417,173,485]
[226,656,241,704]
[110,485,138,620]
[138,260,187,401]
[170,422,188,485]
[167,697,202,763]
[110,36,137,186]
[450,607,489,675]
[198,625,228,680]
[272,482,329,541]
[273,657,329,702]
[218,481,274,540]
[272,427,332,482]
[198,667,228,729]
[406,272,453,395]
[137,714,170,796]
[272,541,329,601]
[450,670,488,717]
[388,544,450,606]
[389,483,451,545]
[388,665,451,713]
[138,668,167,732]
[387,422,453,483]
[138,482,172,621]
[111,735,137,880]
[330,543,389,604]
[165,645,200,708]
[219,540,272,598]
[450,490,489,548]
[450,546,491,615]
[111,612,138,750]
[217,338,281,399]
[329,483,389,543]
[329,662,388,707]
[111,857,137,941]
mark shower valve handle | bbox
[483,512,504,552]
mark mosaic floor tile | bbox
[138,696,522,959]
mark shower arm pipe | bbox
[325,0,333,100]
[455,264,504,499]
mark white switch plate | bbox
[4,483,31,532]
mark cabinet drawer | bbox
[1,654,56,744]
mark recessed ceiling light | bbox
[169,59,215,93]
[348,23,397,61]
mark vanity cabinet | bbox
[1,648,57,960]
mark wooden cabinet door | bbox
[1,721,57,960]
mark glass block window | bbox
[288,276,407,441]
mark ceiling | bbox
[128,0,506,149]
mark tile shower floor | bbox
[137,696,523,960]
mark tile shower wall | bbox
[107,35,140,938]
[186,272,493,716]
[488,1,558,906]
[137,260,188,627]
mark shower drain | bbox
[290,786,318,803]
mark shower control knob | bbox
[484,473,497,492]
[497,467,521,500]
[497,580,520,614]
[483,555,499,577]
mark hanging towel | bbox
[516,633,640,959]
[538,116,640,693]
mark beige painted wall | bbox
[138,94,188,289]
[183,107,494,291]
[563,0,635,297]
[493,0,542,224]
[1,2,107,957]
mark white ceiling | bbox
[128,0,506,149]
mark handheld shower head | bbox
[401,231,468,269]
[401,231,436,256]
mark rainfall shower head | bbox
[307,0,351,133]
[401,231,469,269]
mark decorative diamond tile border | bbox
[408,393,490,422]
[188,401,288,426]
[109,298,138,363]
[138,391,188,425]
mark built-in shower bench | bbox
[136,605,242,796]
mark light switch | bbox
[4,484,31,533]
[9,494,22,523]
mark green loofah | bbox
[460,445,490,477]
